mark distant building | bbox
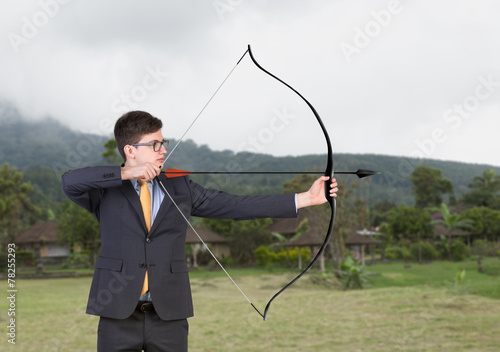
[268,207,332,271]
[345,229,380,265]
[15,220,70,264]
[185,225,230,267]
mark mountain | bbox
[1,100,499,207]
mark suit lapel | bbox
[149,174,176,235]
[118,180,148,235]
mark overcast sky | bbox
[1,0,499,167]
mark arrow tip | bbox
[355,169,381,179]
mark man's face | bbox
[126,130,167,167]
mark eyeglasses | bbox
[130,139,169,152]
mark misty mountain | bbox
[1,100,499,208]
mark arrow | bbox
[162,168,380,179]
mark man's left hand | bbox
[296,176,338,209]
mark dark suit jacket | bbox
[61,166,297,321]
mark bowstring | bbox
[156,178,263,317]
[157,47,264,317]
[161,48,249,168]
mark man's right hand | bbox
[121,163,161,182]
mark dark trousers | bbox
[97,309,188,352]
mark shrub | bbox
[16,250,35,266]
[385,246,410,260]
[219,256,234,267]
[335,255,376,289]
[450,240,470,261]
[254,246,276,266]
[471,240,488,257]
[254,246,311,267]
[67,251,91,268]
[410,242,439,261]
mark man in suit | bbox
[62,110,338,352]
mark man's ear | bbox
[123,145,135,160]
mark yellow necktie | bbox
[138,180,151,297]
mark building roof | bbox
[345,232,380,245]
[433,223,471,237]
[185,225,228,244]
[16,220,59,244]
[356,228,381,236]
[16,221,228,246]
[271,209,382,247]
[270,207,330,247]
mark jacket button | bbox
[146,238,151,243]
[139,263,146,268]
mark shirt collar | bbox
[131,178,155,191]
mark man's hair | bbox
[114,111,163,161]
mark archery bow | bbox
[157,45,378,320]
[245,45,335,320]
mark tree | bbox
[370,199,396,227]
[23,165,65,220]
[284,175,354,270]
[0,163,40,243]
[410,166,454,208]
[201,217,273,265]
[460,206,500,241]
[270,218,309,268]
[461,169,500,209]
[382,205,433,263]
[56,199,100,265]
[430,203,475,260]
[102,139,122,165]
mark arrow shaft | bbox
[165,171,356,175]
[163,169,380,179]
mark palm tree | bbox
[431,203,474,260]
[462,169,500,207]
[0,163,40,243]
[469,170,500,193]
[270,219,309,269]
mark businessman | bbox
[62,110,338,352]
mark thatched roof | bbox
[430,203,472,221]
[271,208,382,247]
[285,231,325,247]
[16,220,59,244]
[185,225,228,244]
[345,232,380,245]
[269,207,330,247]
[433,223,472,238]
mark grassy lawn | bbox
[365,256,500,300]
[1,258,499,351]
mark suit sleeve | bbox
[187,179,297,220]
[61,166,123,214]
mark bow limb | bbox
[161,45,336,320]
[155,46,267,318]
[246,45,336,320]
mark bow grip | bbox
[324,169,335,207]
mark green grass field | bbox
[1,257,499,351]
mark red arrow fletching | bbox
[163,168,192,178]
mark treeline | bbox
[374,165,500,268]
[2,115,500,209]
[1,109,500,269]
[1,159,500,271]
